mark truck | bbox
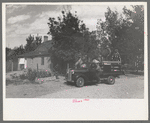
[65,61,124,87]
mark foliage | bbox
[98,7,123,50]
[47,11,96,72]
[25,34,42,52]
[14,45,25,55]
[26,68,37,81]
[48,11,86,62]
[6,45,25,61]
[81,31,99,60]
[6,47,11,60]
[122,5,144,58]
[37,71,51,78]
[97,6,144,70]
[19,69,51,81]
[19,74,27,80]
[35,35,42,45]
[25,34,34,52]
[117,5,144,70]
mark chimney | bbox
[44,36,48,42]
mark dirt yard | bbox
[6,71,75,98]
[6,71,144,98]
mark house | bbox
[18,36,53,73]
[6,50,19,72]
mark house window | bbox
[41,57,44,65]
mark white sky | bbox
[5,4,132,49]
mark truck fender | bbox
[74,74,88,82]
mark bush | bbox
[19,68,52,81]
[26,68,37,81]
[6,79,13,86]
[37,71,51,78]
[19,74,27,80]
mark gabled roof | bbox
[18,40,52,58]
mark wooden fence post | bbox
[11,59,13,72]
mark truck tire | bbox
[76,77,85,87]
[107,76,115,85]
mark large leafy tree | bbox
[123,5,144,71]
[96,8,120,60]
[97,6,144,70]
[122,5,144,64]
[47,11,90,72]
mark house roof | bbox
[18,40,52,58]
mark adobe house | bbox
[18,36,53,73]
[6,50,19,72]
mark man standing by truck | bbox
[91,59,102,83]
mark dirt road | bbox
[6,74,144,98]
[39,74,144,98]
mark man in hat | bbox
[112,49,121,61]
[75,54,88,69]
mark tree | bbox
[25,34,34,52]
[6,47,11,61]
[96,7,120,60]
[25,34,42,52]
[97,6,144,70]
[81,30,99,61]
[15,45,25,55]
[6,45,25,61]
[122,5,144,71]
[35,35,42,46]
[47,11,88,73]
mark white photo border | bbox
[3,2,148,120]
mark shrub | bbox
[6,79,13,86]
[19,68,52,81]
[19,74,27,80]
[26,68,37,81]
[37,71,51,78]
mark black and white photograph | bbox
[3,2,148,120]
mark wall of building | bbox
[26,56,53,73]
[6,58,18,72]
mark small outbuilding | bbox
[18,37,53,73]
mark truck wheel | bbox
[107,76,115,85]
[76,77,85,87]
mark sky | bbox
[5,4,132,49]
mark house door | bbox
[20,64,24,70]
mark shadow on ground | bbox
[130,71,144,75]
[63,80,110,87]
